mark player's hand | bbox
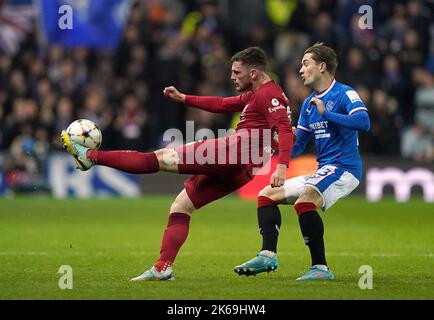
[309,97,325,115]
[163,86,186,103]
[270,164,287,188]
[287,108,297,137]
[286,106,292,120]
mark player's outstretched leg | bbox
[61,130,161,173]
[234,188,283,276]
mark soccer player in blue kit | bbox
[234,43,371,280]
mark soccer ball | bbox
[66,119,102,149]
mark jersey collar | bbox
[315,79,336,98]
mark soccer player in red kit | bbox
[61,47,293,281]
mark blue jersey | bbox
[297,80,368,180]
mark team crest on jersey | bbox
[326,100,335,111]
[271,98,280,106]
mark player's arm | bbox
[163,86,250,113]
[309,95,370,132]
[271,121,293,187]
[323,110,370,131]
[291,99,312,157]
[257,93,294,187]
[292,128,311,157]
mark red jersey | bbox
[235,81,289,131]
[185,80,293,166]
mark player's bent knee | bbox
[258,185,286,204]
[155,148,179,171]
[170,192,196,215]
[258,186,273,198]
[295,188,323,209]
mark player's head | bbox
[300,43,338,88]
[230,47,267,92]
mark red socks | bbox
[294,202,317,216]
[258,196,277,208]
[87,150,159,174]
[154,212,191,272]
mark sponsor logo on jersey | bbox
[271,98,280,106]
[268,105,286,113]
[309,121,329,130]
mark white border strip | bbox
[297,125,311,132]
[349,107,368,115]
[315,79,336,98]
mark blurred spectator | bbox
[365,90,402,155]
[401,122,434,163]
[412,67,434,131]
[340,47,374,88]
[113,94,148,150]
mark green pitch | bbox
[0,196,433,300]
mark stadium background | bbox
[0,0,433,200]
[0,0,434,301]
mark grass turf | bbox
[0,195,433,300]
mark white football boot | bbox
[130,266,174,281]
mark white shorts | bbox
[282,165,360,211]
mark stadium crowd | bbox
[0,0,433,191]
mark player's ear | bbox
[250,68,257,80]
[319,62,327,73]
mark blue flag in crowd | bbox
[40,0,132,49]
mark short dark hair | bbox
[304,42,338,75]
[230,47,267,71]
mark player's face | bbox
[231,61,253,92]
[299,53,324,88]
